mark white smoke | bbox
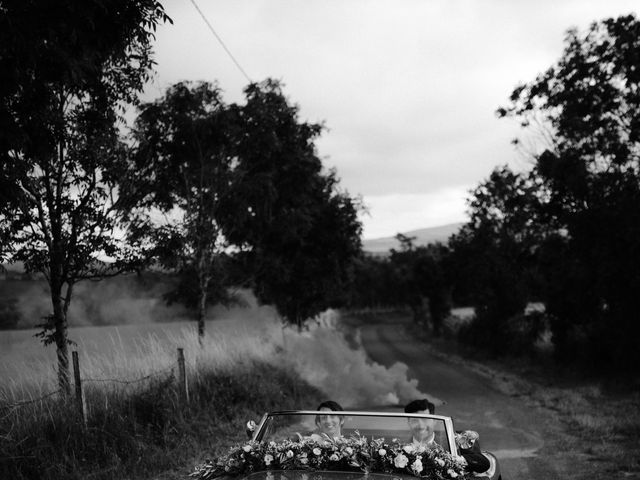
[202,303,436,409]
[8,274,191,328]
[278,318,434,409]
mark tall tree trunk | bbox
[50,129,71,393]
[51,282,70,394]
[197,290,207,345]
[195,241,211,345]
[197,272,209,345]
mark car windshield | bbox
[254,411,453,454]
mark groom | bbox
[404,399,438,446]
[404,399,491,474]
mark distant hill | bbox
[362,222,463,255]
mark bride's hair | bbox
[316,400,343,411]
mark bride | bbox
[300,400,344,441]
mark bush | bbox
[0,296,21,329]
[457,310,546,357]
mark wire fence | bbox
[0,347,189,423]
[0,388,62,411]
[82,365,175,386]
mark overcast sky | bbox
[144,0,638,239]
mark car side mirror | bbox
[246,420,257,438]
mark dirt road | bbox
[353,316,568,480]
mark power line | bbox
[188,0,253,84]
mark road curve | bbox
[354,317,563,480]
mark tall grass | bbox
[0,362,321,480]
[1,308,428,409]
[0,307,431,479]
[0,315,320,479]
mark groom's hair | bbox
[404,399,435,414]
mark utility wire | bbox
[188,0,253,84]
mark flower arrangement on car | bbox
[191,433,469,480]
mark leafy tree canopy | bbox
[0,0,171,390]
[490,14,640,367]
[389,236,452,335]
[127,81,240,337]
[127,79,363,329]
[227,80,363,326]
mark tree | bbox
[448,166,547,354]
[389,235,428,325]
[389,236,452,335]
[128,81,239,340]
[128,79,362,330]
[0,0,171,392]
[227,80,363,327]
[498,14,640,368]
[347,254,404,310]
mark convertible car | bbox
[191,410,501,480]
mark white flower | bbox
[345,447,353,455]
[378,448,387,457]
[393,454,409,468]
[402,445,414,454]
[264,454,274,466]
[436,458,445,467]
[300,457,309,465]
[313,448,322,456]
[269,441,276,447]
[447,469,458,478]
[286,450,294,459]
[242,445,252,452]
[329,454,339,461]
[411,458,423,474]
[413,443,427,453]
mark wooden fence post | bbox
[72,350,87,426]
[177,347,189,403]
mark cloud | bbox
[361,187,470,239]
[146,0,640,236]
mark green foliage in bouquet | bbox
[191,434,469,480]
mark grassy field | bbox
[0,305,426,407]
[0,302,431,479]
[0,307,280,404]
[0,304,312,479]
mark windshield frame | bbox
[252,410,458,456]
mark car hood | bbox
[242,471,416,480]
